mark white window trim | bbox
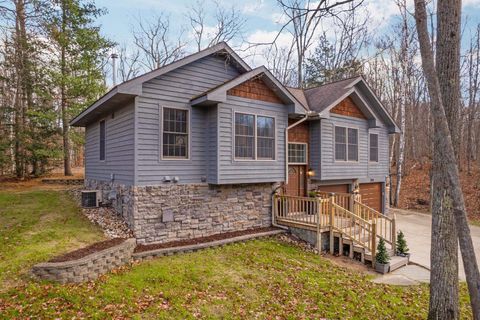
[159,105,191,161]
[233,111,277,162]
[369,133,379,163]
[334,125,359,163]
[99,118,106,162]
[288,142,308,165]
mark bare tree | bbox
[132,14,186,71]
[274,0,362,87]
[304,6,369,86]
[117,44,141,82]
[465,24,480,175]
[188,0,245,52]
[263,42,298,86]
[414,0,480,318]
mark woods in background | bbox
[0,0,112,177]
[0,0,479,198]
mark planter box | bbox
[397,253,410,263]
[375,262,390,274]
[32,238,136,284]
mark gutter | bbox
[284,111,318,184]
[273,111,319,231]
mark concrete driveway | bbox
[393,208,480,281]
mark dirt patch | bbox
[49,238,126,263]
[134,227,279,253]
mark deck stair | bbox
[273,192,400,271]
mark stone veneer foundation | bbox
[85,179,276,244]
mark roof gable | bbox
[304,76,400,133]
[227,77,283,104]
[71,42,251,126]
[331,97,367,119]
[191,66,308,114]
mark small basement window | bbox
[162,107,189,159]
[99,120,106,161]
[288,143,307,164]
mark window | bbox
[162,107,188,158]
[335,126,347,161]
[257,116,275,160]
[235,113,255,159]
[99,120,106,161]
[370,133,379,162]
[347,128,358,161]
[288,143,307,164]
[335,126,358,161]
[234,113,276,160]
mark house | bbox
[71,42,399,245]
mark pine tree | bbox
[376,238,390,264]
[396,230,409,255]
[43,0,113,176]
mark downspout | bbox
[272,110,318,230]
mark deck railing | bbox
[353,200,396,249]
[273,194,330,227]
[316,191,352,211]
[273,192,396,262]
[330,203,376,257]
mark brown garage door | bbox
[317,184,349,194]
[359,183,383,213]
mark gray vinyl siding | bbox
[85,101,135,184]
[207,106,218,184]
[308,120,321,177]
[366,126,389,179]
[217,96,287,184]
[135,54,241,185]
[316,114,389,182]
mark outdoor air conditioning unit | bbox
[81,190,103,208]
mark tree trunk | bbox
[61,1,72,176]
[414,1,480,318]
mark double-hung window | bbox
[162,107,189,159]
[335,126,358,161]
[99,120,106,161]
[257,116,275,160]
[235,113,275,160]
[370,133,379,162]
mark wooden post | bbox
[316,198,321,254]
[349,193,355,213]
[371,222,377,268]
[329,195,335,255]
[391,212,397,254]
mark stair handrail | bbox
[330,202,375,252]
[353,200,395,247]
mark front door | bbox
[286,165,306,196]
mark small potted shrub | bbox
[396,230,410,262]
[307,191,317,215]
[375,238,390,274]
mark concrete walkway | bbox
[373,264,430,285]
[392,208,480,281]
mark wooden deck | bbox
[273,194,397,265]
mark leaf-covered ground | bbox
[395,161,480,223]
[0,189,472,319]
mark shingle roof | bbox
[286,87,309,110]
[303,76,362,113]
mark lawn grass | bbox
[0,190,105,290]
[0,189,472,319]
